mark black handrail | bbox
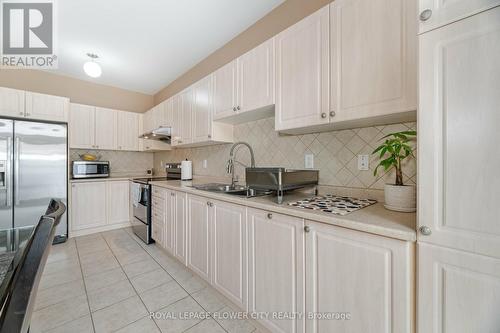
[0,200,66,333]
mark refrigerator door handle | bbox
[6,136,12,207]
[14,136,20,206]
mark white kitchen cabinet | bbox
[418,7,500,259]
[117,111,141,151]
[192,75,213,143]
[69,103,95,149]
[305,220,414,333]
[0,87,25,118]
[187,194,211,282]
[142,109,153,133]
[418,243,500,333]
[247,208,304,333]
[70,182,107,231]
[94,107,117,150]
[213,60,237,120]
[236,37,275,119]
[275,5,330,132]
[418,0,500,33]
[152,187,166,247]
[25,91,69,122]
[163,189,175,255]
[164,98,173,126]
[173,191,187,265]
[330,0,417,126]
[107,181,130,225]
[211,200,247,310]
[170,89,193,146]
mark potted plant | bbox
[373,130,416,212]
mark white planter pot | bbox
[384,184,416,212]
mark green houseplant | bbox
[372,130,416,212]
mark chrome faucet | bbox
[226,142,255,186]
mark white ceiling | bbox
[56,0,284,94]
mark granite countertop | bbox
[150,178,417,242]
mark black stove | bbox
[132,176,169,184]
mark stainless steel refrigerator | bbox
[0,119,67,248]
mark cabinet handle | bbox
[329,111,336,117]
[237,106,240,110]
[207,202,213,207]
[233,107,237,112]
[266,213,272,219]
[419,9,432,21]
[207,134,212,139]
[321,113,327,119]
[419,226,432,236]
[304,225,310,233]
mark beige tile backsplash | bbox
[70,149,154,176]
[154,118,416,191]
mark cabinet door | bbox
[164,190,176,255]
[70,182,106,231]
[211,200,246,309]
[142,109,153,133]
[164,98,173,126]
[152,188,166,247]
[418,0,500,33]
[25,92,69,122]
[171,95,181,146]
[330,0,416,123]
[213,60,237,120]
[178,89,193,145]
[305,221,413,333]
[275,5,329,131]
[94,107,117,150]
[418,243,500,333]
[192,75,213,143]
[174,191,187,265]
[237,38,275,113]
[69,103,95,149]
[107,181,130,225]
[187,194,211,282]
[418,7,500,258]
[247,208,304,333]
[117,111,140,151]
[0,87,25,118]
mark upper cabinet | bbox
[213,38,275,124]
[171,88,193,146]
[192,75,213,143]
[69,103,95,149]
[213,60,237,120]
[94,107,117,150]
[0,87,25,118]
[25,92,69,122]
[69,103,142,151]
[275,5,330,132]
[0,88,69,122]
[330,0,417,125]
[275,1,417,134]
[418,0,500,33]
[117,111,140,151]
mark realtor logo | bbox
[1,0,58,68]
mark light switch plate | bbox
[305,154,314,169]
[358,155,369,171]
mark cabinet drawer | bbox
[152,187,166,198]
[152,197,164,210]
[152,210,164,221]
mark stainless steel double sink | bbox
[190,183,270,198]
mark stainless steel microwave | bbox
[72,160,110,179]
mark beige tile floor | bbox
[30,227,265,333]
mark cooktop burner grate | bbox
[287,194,377,216]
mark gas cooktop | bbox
[288,194,377,216]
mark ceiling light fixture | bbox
[83,53,102,78]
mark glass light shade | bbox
[83,61,102,78]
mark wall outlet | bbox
[358,154,369,171]
[305,154,314,169]
[203,159,208,169]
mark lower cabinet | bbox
[247,208,305,333]
[71,182,107,231]
[305,220,414,333]
[173,191,187,264]
[71,180,131,235]
[163,190,175,255]
[152,187,166,247]
[187,194,212,282]
[418,242,500,333]
[211,200,247,310]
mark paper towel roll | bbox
[181,159,192,181]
